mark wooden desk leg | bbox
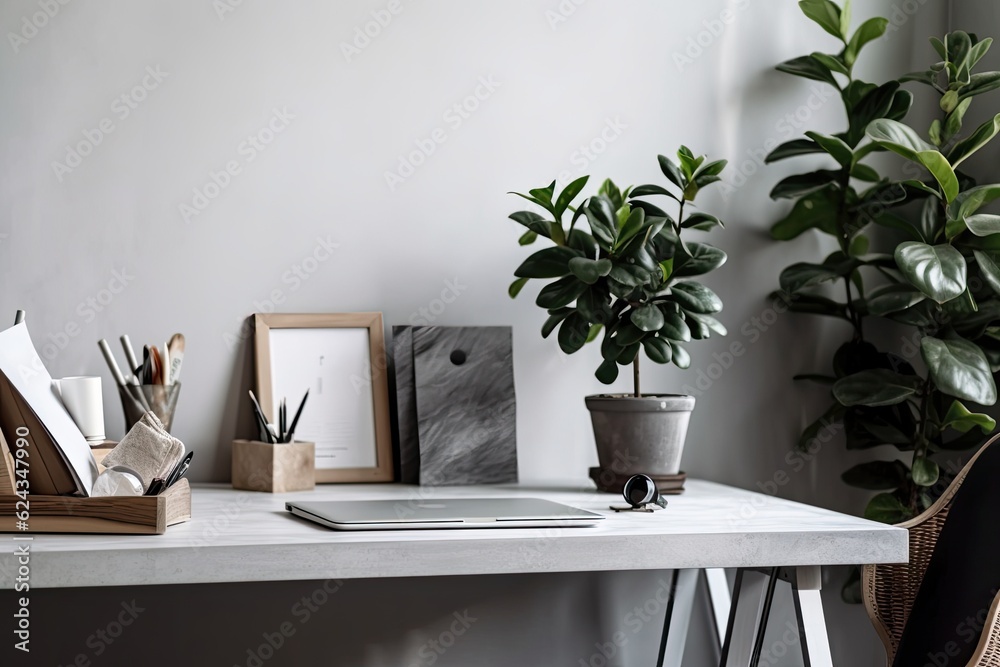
[718,568,779,667]
[655,569,700,667]
[791,566,834,667]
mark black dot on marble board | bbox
[450,349,467,365]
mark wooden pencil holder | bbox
[231,439,315,493]
[0,436,192,534]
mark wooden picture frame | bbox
[253,313,393,483]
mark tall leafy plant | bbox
[507,149,729,396]
[771,0,1000,525]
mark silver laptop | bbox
[285,497,605,531]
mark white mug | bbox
[55,376,106,443]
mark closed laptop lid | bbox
[287,497,603,526]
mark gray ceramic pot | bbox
[585,394,695,476]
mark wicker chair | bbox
[863,433,1000,666]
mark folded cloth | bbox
[102,412,185,491]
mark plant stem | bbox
[633,355,640,398]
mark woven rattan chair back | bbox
[863,433,1000,666]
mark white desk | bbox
[1,480,907,666]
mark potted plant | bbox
[769,0,1000,524]
[507,148,729,488]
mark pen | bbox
[165,451,194,488]
[285,389,309,443]
[248,390,275,444]
[98,339,128,387]
[120,335,140,383]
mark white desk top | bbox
[1,480,908,589]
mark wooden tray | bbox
[0,478,191,535]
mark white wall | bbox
[0,0,954,665]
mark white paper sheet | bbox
[0,323,97,495]
[268,328,377,469]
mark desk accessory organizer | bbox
[231,439,315,493]
[393,326,517,486]
[0,430,191,534]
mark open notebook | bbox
[0,323,97,496]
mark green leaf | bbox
[797,403,846,451]
[554,176,589,217]
[798,0,843,40]
[841,460,909,491]
[806,131,853,167]
[967,37,994,69]
[911,458,939,487]
[509,211,551,237]
[894,242,967,303]
[659,309,692,342]
[770,169,840,199]
[864,493,909,524]
[948,113,1000,167]
[614,321,647,346]
[614,207,647,251]
[865,284,927,316]
[568,257,613,285]
[617,342,640,365]
[657,155,685,190]
[966,215,1000,237]
[845,17,888,67]
[681,213,724,231]
[670,282,723,314]
[514,246,582,279]
[921,336,998,405]
[811,52,849,76]
[944,98,972,141]
[518,230,538,246]
[770,187,840,239]
[959,72,1000,101]
[833,369,921,407]
[673,243,727,277]
[943,399,997,433]
[974,251,1000,296]
[630,183,680,202]
[508,277,528,298]
[847,82,901,147]
[849,234,869,256]
[641,337,672,364]
[851,163,880,182]
[776,55,839,87]
[765,138,823,163]
[631,303,665,332]
[557,312,590,354]
[779,262,845,294]
[671,344,691,369]
[584,196,618,248]
[949,185,1000,221]
[536,275,588,309]
[595,358,619,384]
[541,307,573,338]
[866,119,959,202]
[686,312,727,336]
